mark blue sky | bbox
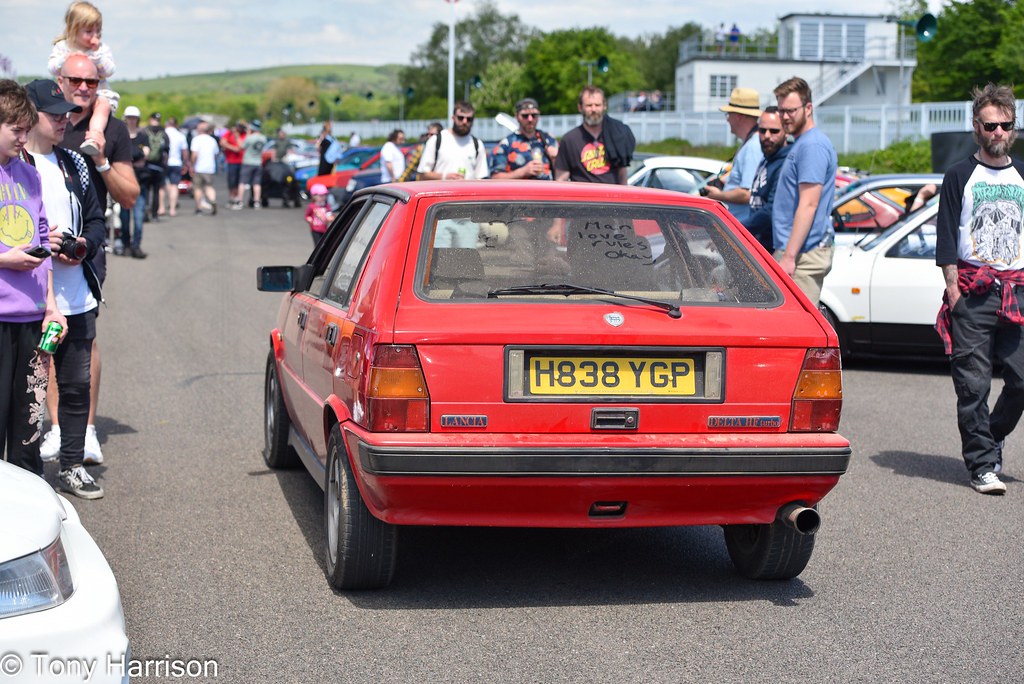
[2,0,942,80]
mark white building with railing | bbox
[675,13,916,113]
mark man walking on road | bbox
[935,83,1024,495]
[771,77,837,305]
[190,122,219,215]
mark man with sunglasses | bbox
[489,98,558,180]
[50,53,137,471]
[743,106,789,251]
[935,83,1024,495]
[416,101,488,181]
[57,53,138,213]
[770,77,837,306]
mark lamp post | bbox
[579,56,609,85]
[399,87,414,122]
[457,75,482,102]
[889,13,936,140]
[445,0,459,120]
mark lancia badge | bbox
[604,312,625,327]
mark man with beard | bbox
[554,86,631,184]
[935,83,1024,495]
[416,102,488,181]
[771,77,837,305]
[489,98,559,180]
[742,106,789,251]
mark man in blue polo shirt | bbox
[771,77,837,305]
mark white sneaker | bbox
[40,426,61,462]
[84,425,104,465]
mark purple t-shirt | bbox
[0,158,51,322]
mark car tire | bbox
[263,351,300,469]
[324,423,397,590]
[722,517,815,580]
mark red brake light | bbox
[790,348,842,432]
[363,345,429,432]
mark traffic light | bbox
[596,56,609,73]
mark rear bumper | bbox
[344,429,851,528]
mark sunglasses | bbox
[758,127,782,135]
[454,114,474,122]
[61,75,100,89]
[977,120,1015,132]
[518,112,539,119]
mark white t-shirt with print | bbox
[417,130,489,180]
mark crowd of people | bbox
[2,1,1021,500]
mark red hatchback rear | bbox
[258,181,850,589]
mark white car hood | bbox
[0,460,65,562]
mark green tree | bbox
[627,23,703,93]
[913,0,1011,101]
[521,28,643,113]
[400,0,537,109]
[475,59,527,115]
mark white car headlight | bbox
[0,537,75,619]
[345,179,357,192]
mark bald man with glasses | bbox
[416,101,489,181]
[58,52,138,212]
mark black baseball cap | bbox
[515,98,540,113]
[25,79,82,115]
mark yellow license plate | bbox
[528,356,696,396]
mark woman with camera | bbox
[23,79,106,500]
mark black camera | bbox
[58,234,87,260]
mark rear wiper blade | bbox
[487,283,682,319]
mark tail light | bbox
[790,348,842,432]
[363,345,429,432]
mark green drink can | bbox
[38,321,63,354]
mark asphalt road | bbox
[65,194,1024,684]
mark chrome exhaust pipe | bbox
[778,503,820,536]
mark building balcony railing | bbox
[678,35,917,65]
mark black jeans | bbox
[0,320,48,476]
[950,286,1024,476]
[54,310,96,469]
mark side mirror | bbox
[257,264,314,292]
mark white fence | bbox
[288,100,1016,154]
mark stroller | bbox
[260,161,301,208]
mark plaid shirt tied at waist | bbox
[935,260,1024,354]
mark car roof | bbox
[356,180,721,206]
[639,156,728,173]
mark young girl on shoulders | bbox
[48,1,119,157]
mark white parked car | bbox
[627,155,728,194]
[0,460,129,684]
[819,200,945,357]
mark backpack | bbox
[146,127,167,164]
[324,136,344,164]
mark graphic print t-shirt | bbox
[936,156,1024,269]
[554,126,617,184]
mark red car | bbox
[257,181,850,589]
[305,144,417,193]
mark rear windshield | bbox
[417,202,780,306]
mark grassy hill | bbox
[115,63,403,96]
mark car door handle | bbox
[325,323,339,346]
[297,310,307,329]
